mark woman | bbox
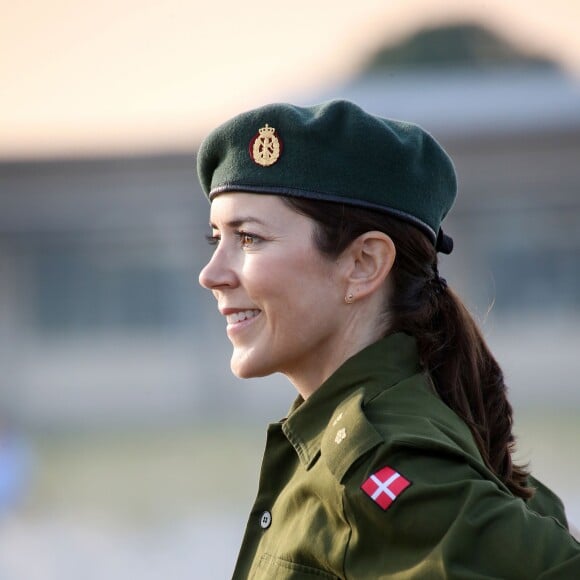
[197,100,580,579]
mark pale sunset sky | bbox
[1,0,579,158]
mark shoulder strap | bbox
[321,389,383,483]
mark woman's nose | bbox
[198,246,238,290]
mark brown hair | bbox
[283,197,532,500]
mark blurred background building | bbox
[1,4,579,579]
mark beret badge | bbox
[249,124,282,167]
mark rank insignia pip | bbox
[334,427,347,444]
[249,124,282,167]
[361,466,411,511]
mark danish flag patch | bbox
[361,466,411,510]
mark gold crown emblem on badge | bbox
[258,124,275,137]
[250,124,282,167]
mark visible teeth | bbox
[226,310,260,324]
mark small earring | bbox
[345,293,354,304]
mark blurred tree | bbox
[363,23,558,72]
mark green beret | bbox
[197,100,456,253]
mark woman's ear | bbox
[343,231,396,301]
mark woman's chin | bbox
[230,364,254,379]
[230,351,271,379]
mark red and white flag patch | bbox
[361,465,411,510]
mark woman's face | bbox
[199,193,350,391]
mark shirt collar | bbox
[281,332,422,469]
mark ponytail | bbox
[389,253,532,499]
[283,197,533,500]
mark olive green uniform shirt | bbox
[232,333,580,579]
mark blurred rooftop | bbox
[315,66,580,138]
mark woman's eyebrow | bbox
[209,217,268,229]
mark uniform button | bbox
[260,510,272,529]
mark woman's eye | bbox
[238,231,260,248]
